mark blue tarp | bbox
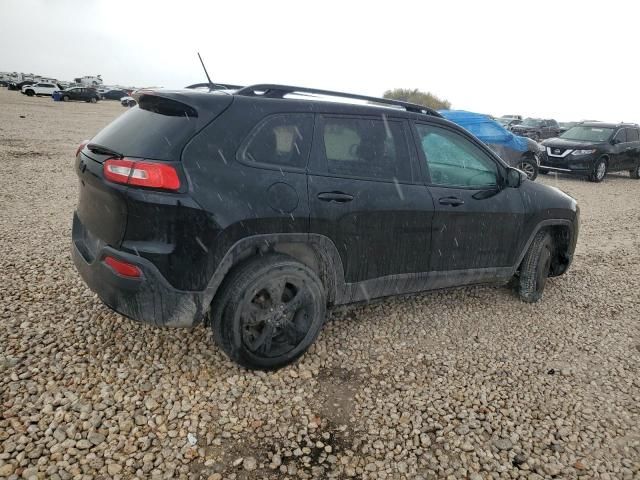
[438,110,529,153]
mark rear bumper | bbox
[71,213,203,328]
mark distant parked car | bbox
[497,117,522,129]
[102,89,129,100]
[60,87,100,103]
[8,80,37,91]
[440,110,543,180]
[512,118,561,141]
[541,122,640,182]
[501,114,523,121]
[22,82,61,97]
[558,122,578,134]
[120,96,137,107]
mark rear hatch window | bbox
[88,96,198,161]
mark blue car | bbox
[439,110,545,180]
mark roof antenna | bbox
[197,52,214,91]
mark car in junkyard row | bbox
[439,110,544,180]
[511,118,562,141]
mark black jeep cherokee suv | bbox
[541,122,640,182]
[72,84,579,370]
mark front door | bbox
[308,114,434,296]
[414,122,525,284]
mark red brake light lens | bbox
[103,256,142,278]
[103,158,180,191]
[76,140,89,157]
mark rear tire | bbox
[90,97,97,103]
[630,164,640,179]
[589,158,607,182]
[210,254,327,370]
[518,230,554,303]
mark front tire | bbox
[211,254,327,370]
[90,97,97,103]
[25,90,34,96]
[630,164,640,179]
[517,157,538,181]
[518,230,554,303]
[62,95,69,102]
[589,158,607,182]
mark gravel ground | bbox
[0,88,639,480]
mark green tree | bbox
[383,88,451,111]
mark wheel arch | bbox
[516,220,576,277]
[201,234,345,325]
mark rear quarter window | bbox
[238,114,314,169]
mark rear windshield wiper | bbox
[87,143,124,158]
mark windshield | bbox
[521,118,542,127]
[560,126,613,142]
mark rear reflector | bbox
[104,256,142,278]
[104,158,180,191]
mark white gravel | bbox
[0,88,639,479]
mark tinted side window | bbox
[239,114,313,169]
[626,128,639,142]
[416,123,499,188]
[322,116,412,181]
[614,129,627,143]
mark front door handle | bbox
[317,192,354,203]
[439,196,465,207]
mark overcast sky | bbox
[1,0,637,123]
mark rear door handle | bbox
[317,192,354,203]
[439,196,465,207]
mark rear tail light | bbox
[104,256,142,278]
[104,158,180,191]
[76,140,89,157]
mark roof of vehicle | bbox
[579,122,639,128]
[137,84,444,120]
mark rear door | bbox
[308,114,434,293]
[610,128,628,171]
[414,122,525,282]
[624,128,640,169]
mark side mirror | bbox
[506,167,525,188]
[610,137,620,145]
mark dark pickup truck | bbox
[512,118,561,141]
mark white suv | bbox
[22,82,60,97]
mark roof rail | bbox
[235,84,442,117]
[185,82,244,91]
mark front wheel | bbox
[518,230,554,303]
[25,90,34,96]
[62,95,69,102]
[589,158,607,182]
[90,97,97,103]
[211,254,327,370]
[630,164,640,179]
[517,157,538,181]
